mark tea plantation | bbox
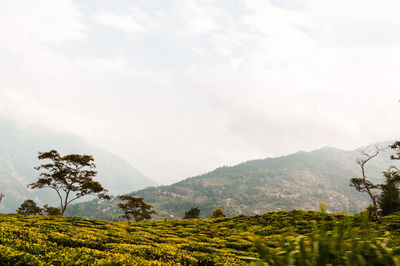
[1,210,400,265]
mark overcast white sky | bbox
[1,0,400,184]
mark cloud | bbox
[93,9,145,34]
[0,0,87,45]
[288,0,400,47]
[0,90,117,142]
[1,0,400,184]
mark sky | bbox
[0,0,400,185]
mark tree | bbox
[17,199,42,215]
[0,193,4,204]
[377,141,400,216]
[28,150,110,216]
[43,204,61,216]
[390,141,400,160]
[211,208,226,218]
[183,207,200,219]
[349,145,381,220]
[117,194,155,222]
[378,167,400,216]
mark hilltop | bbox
[67,143,396,220]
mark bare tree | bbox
[350,145,382,220]
[0,193,4,204]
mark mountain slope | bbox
[67,143,397,220]
[0,119,156,213]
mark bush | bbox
[2,208,400,264]
[211,208,226,218]
[183,207,200,219]
[250,205,400,265]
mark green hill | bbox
[1,211,400,265]
[67,144,396,220]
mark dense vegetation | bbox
[2,210,400,265]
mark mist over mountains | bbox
[0,118,397,220]
[67,142,397,220]
[0,120,156,213]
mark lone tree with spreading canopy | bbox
[118,194,155,222]
[28,150,110,216]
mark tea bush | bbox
[1,210,400,265]
[250,209,400,265]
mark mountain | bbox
[0,119,156,213]
[66,143,398,220]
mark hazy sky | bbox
[1,0,400,184]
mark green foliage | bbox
[43,204,61,216]
[365,204,379,221]
[251,206,400,265]
[252,225,398,265]
[16,200,42,215]
[184,207,200,219]
[390,141,400,160]
[117,194,155,222]
[0,245,42,265]
[3,209,400,264]
[69,145,396,220]
[350,177,380,192]
[29,150,110,216]
[211,208,226,218]
[377,141,400,217]
[379,167,400,216]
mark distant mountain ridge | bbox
[67,142,398,220]
[0,119,156,213]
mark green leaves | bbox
[4,208,400,264]
[16,200,43,215]
[211,208,226,218]
[29,150,109,216]
[350,178,380,192]
[252,212,400,266]
[43,205,61,216]
[117,195,155,222]
[184,207,201,219]
[390,141,400,161]
[378,168,400,216]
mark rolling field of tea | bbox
[1,210,400,265]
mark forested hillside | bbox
[68,143,396,220]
